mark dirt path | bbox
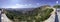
[43,7,56,22]
[1,13,13,22]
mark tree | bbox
[54,5,60,8]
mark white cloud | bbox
[36,3,40,5]
[16,4,28,6]
[28,4,32,6]
[16,4,20,6]
[56,1,58,4]
[2,4,35,8]
[24,4,28,6]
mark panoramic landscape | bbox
[1,0,60,22]
[1,5,60,22]
[5,5,53,22]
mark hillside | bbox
[4,5,53,22]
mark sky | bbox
[0,0,59,8]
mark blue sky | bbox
[0,0,59,8]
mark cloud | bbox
[36,3,40,5]
[2,4,39,8]
[56,1,58,4]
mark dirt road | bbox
[1,13,13,22]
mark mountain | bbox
[5,8,35,12]
[4,5,53,22]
